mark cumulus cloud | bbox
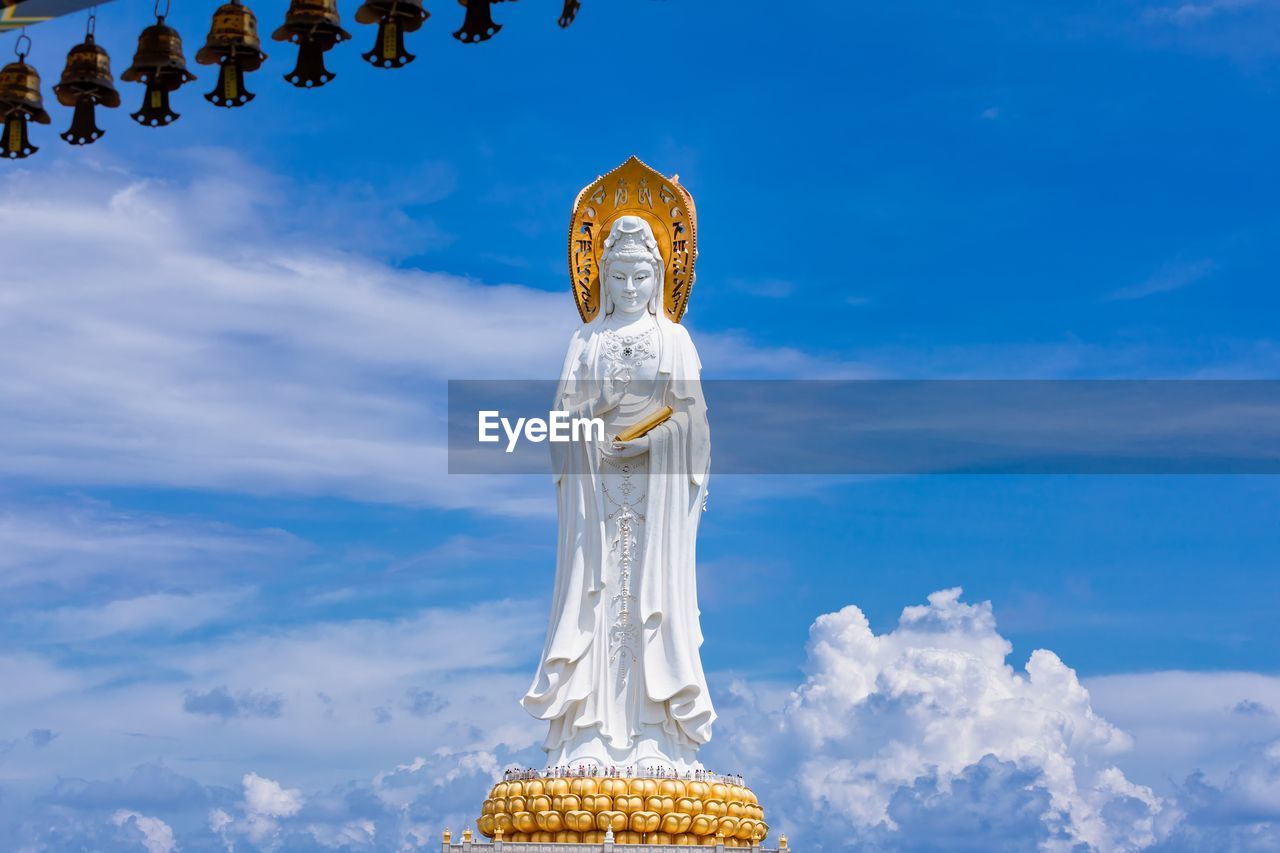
[211,772,304,848]
[712,588,1166,851]
[110,810,178,853]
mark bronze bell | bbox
[272,0,351,88]
[0,53,51,160]
[558,0,580,28]
[121,16,197,127]
[453,0,500,44]
[196,0,267,107]
[53,33,121,146]
[354,0,428,68]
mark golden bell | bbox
[272,0,350,88]
[121,17,197,127]
[53,34,120,145]
[453,0,500,44]
[0,57,51,159]
[354,0,428,68]
[196,0,267,107]
[558,0,579,28]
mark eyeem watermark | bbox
[478,410,605,453]
[452,379,1280,474]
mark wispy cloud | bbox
[25,590,252,641]
[726,277,797,299]
[0,499,297,594]
[1146,0,1260,26]
[0,160,575,513]
[1107,257,1216,300]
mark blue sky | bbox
[2,0,1280,850]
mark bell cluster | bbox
[1,0,584,159]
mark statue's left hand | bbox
[606,435,650,458]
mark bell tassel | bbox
[558,0,580,28]
[206,61,253,106]
[363,19,413,66]
[132,81,179,126]
[284,37,336,87]
[61,99,105,145]
[2,113,37,159]
[453,0,500,43]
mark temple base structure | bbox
[468,773,778,848]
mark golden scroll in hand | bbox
[613,406,674,443]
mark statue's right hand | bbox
[595,365,628,415]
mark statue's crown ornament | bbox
[602,216,662,265]
[568,156,698,323]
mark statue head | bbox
[601,215,664,318]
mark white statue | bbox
[521,202,714,773]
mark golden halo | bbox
[568,156,698,323]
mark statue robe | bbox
[521,314,715,766]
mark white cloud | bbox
[711,588,1166,851]
[210,772,303,849]
[110,809,178,853]
[243,772,303,819]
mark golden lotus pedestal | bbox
[465,775,781,849]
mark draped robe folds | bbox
[521,315,714,770]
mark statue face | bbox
[604,259,657,316]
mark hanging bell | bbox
[53,31,121,146]
[121,16,197,127]
[0,50,51,160]
[354,0,428,68]
[196,0,267,107]
[452,0,500,44]
[558,0,580,28]
[272,0,351,88]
